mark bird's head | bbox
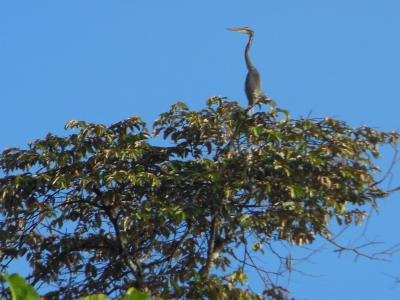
[227,27,254,36]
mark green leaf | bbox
[172,102,189,111]
[1,273,40,300]
[80,294,108,300]
[80,295,108,300]
[276,108,291,119]
[118,288,151,300]
[251,126,264,138]
[289,186,304,198]
[231,271,248,284]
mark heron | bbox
[227,27,264,106]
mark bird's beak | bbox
[227,27,242,32]
[226,27,248,34]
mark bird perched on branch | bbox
[227,27,264,107]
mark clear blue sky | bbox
[1,1,400,299]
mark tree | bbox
[0,97,398,299]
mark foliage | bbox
[80,287,151,300]
[0,273,150,300]
[1,273,40,300]
[0,97,398,299]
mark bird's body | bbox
[245,67,262,106]
[228,27,263,106]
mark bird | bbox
[227,27,264,107]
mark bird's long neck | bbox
[244,34,255,70]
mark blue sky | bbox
[1,1,400,299]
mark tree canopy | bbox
[0,97,398,299]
